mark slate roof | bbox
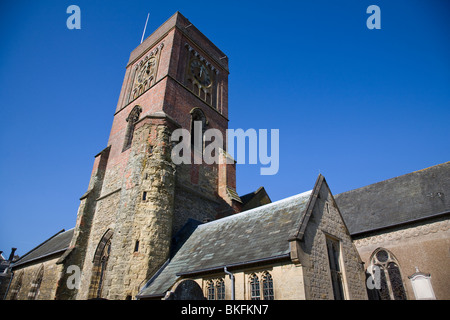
[12,229,74,268]
[240,186,272,211]
[335,162,450,235]
[138,190,313,298]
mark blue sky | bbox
[1,0,449,257]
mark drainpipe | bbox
[3,248,17,300]
[224,266,235,300]
[3,270,13,300]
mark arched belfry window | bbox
[190,108,208,151]
[28,265,44,300]
[122,105,142,151]
[367,248,407,300]
[88,229,113,299]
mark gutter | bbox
[3,270,13,300]
[11,248,69,269]
[176,253,291,277]
[137,254,291,300]
[351,210,450,237]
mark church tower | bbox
[55,12,238,300]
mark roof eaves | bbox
[12,247,69,268]
[12,229,67,265]
[176,253,291,277]
[351,210,450,237]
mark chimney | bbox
[8,248,17,262]
[218,149,237,199]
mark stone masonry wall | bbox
[75,118,177,300]
[7,256,63,300]
[353,216,450,299]
[184,261,306,300]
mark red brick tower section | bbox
[56,12,239,300]
[112,12,240,224]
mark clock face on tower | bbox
[136,58,156,84]
[189,59,212,88]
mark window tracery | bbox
[28,265,44,300]
[10,271,23,300]
[88,229,113,299]
[205,278,225,300]
[367,248,407,300]
[248,271,274,300]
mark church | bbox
[1,12,449,301]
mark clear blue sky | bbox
[1,0,449,257]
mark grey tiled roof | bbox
[12,229,74,268]
[138,190,313,298]
[335,162,450,235]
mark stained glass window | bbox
[368,248,407,300]
[378,265,391,300]
[388,262,407,300]
[376,250,388,263]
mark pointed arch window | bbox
[96,240,111,298]
[248,272,274,300]
[367,248,407,300]
[28,265,44,300]
[262,272,274,300]
[88,229,113,299]
[9,271,23,300]
[216,279,225,300]
[205,278,225,300]
[250,274,261,300]
[207,280,215,300]
[122,105,142,151]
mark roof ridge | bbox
[201,190,313,228]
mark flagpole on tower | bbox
[140,13,150,44]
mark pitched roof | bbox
[335,162,450,235]
[240,186,271,211]
[137,189,313,298]
[12,229,74,268]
